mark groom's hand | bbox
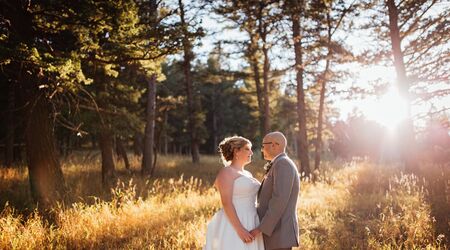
[250,228,261,237]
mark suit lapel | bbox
[257,178,264,198]
[257,153,287,198]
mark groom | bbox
[251,131,300,250]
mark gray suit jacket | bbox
[257,153,300,250]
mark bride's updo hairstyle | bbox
[218,136,251,165]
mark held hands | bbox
[238,228,262,244]
[250,228,261,238]
[237,228,255,244]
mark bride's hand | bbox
[237,228,255,243]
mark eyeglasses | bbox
[261,142,279,148]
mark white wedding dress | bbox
[204,171,265,250]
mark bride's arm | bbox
[215,170,255,243]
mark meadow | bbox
[0,153,448,249]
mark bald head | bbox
[265,131,287,150]
[261,131,287,160]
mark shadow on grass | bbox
[0,167,34,213]
[334,165,392,249]
[299,163,445,250]
[327,164,446,249]
[418,163,449,246]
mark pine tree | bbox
[308,0,356,171]
[360,0,449,172]
[286,0,311,176]
[0,0,92,210]
[177,0,205,163]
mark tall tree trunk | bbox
[248,38,266,137]
[98,130,116,188]
[163,112,168,155]
[244,17,265,138]
[179,0,200,163]
[133,133,143,156]
[314,62,329,171]
[116,137,130,170]
[387,0,417,172]
[3,2,65,207]
[314,12,332,171]
[94,63,116,187]
[212,86,218,152]
[142,75,156,176]
[262,43,270,134]
[5,82,15,167]
[258,6,271,135]
[25,95,66,210]
[291,4,311,176]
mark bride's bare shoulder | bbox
[243,169,253,177]
[215,167,237,185]
[216,167,235,179]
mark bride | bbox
[204,136,265,250]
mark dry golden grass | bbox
[0,154,448,249]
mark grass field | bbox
[0,154,448,249]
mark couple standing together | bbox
[204,131,300,250]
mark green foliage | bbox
[199,53,258,151]
[1,0,446,169]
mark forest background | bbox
[0,0,448,249]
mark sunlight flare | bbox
[365,87,408,130]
